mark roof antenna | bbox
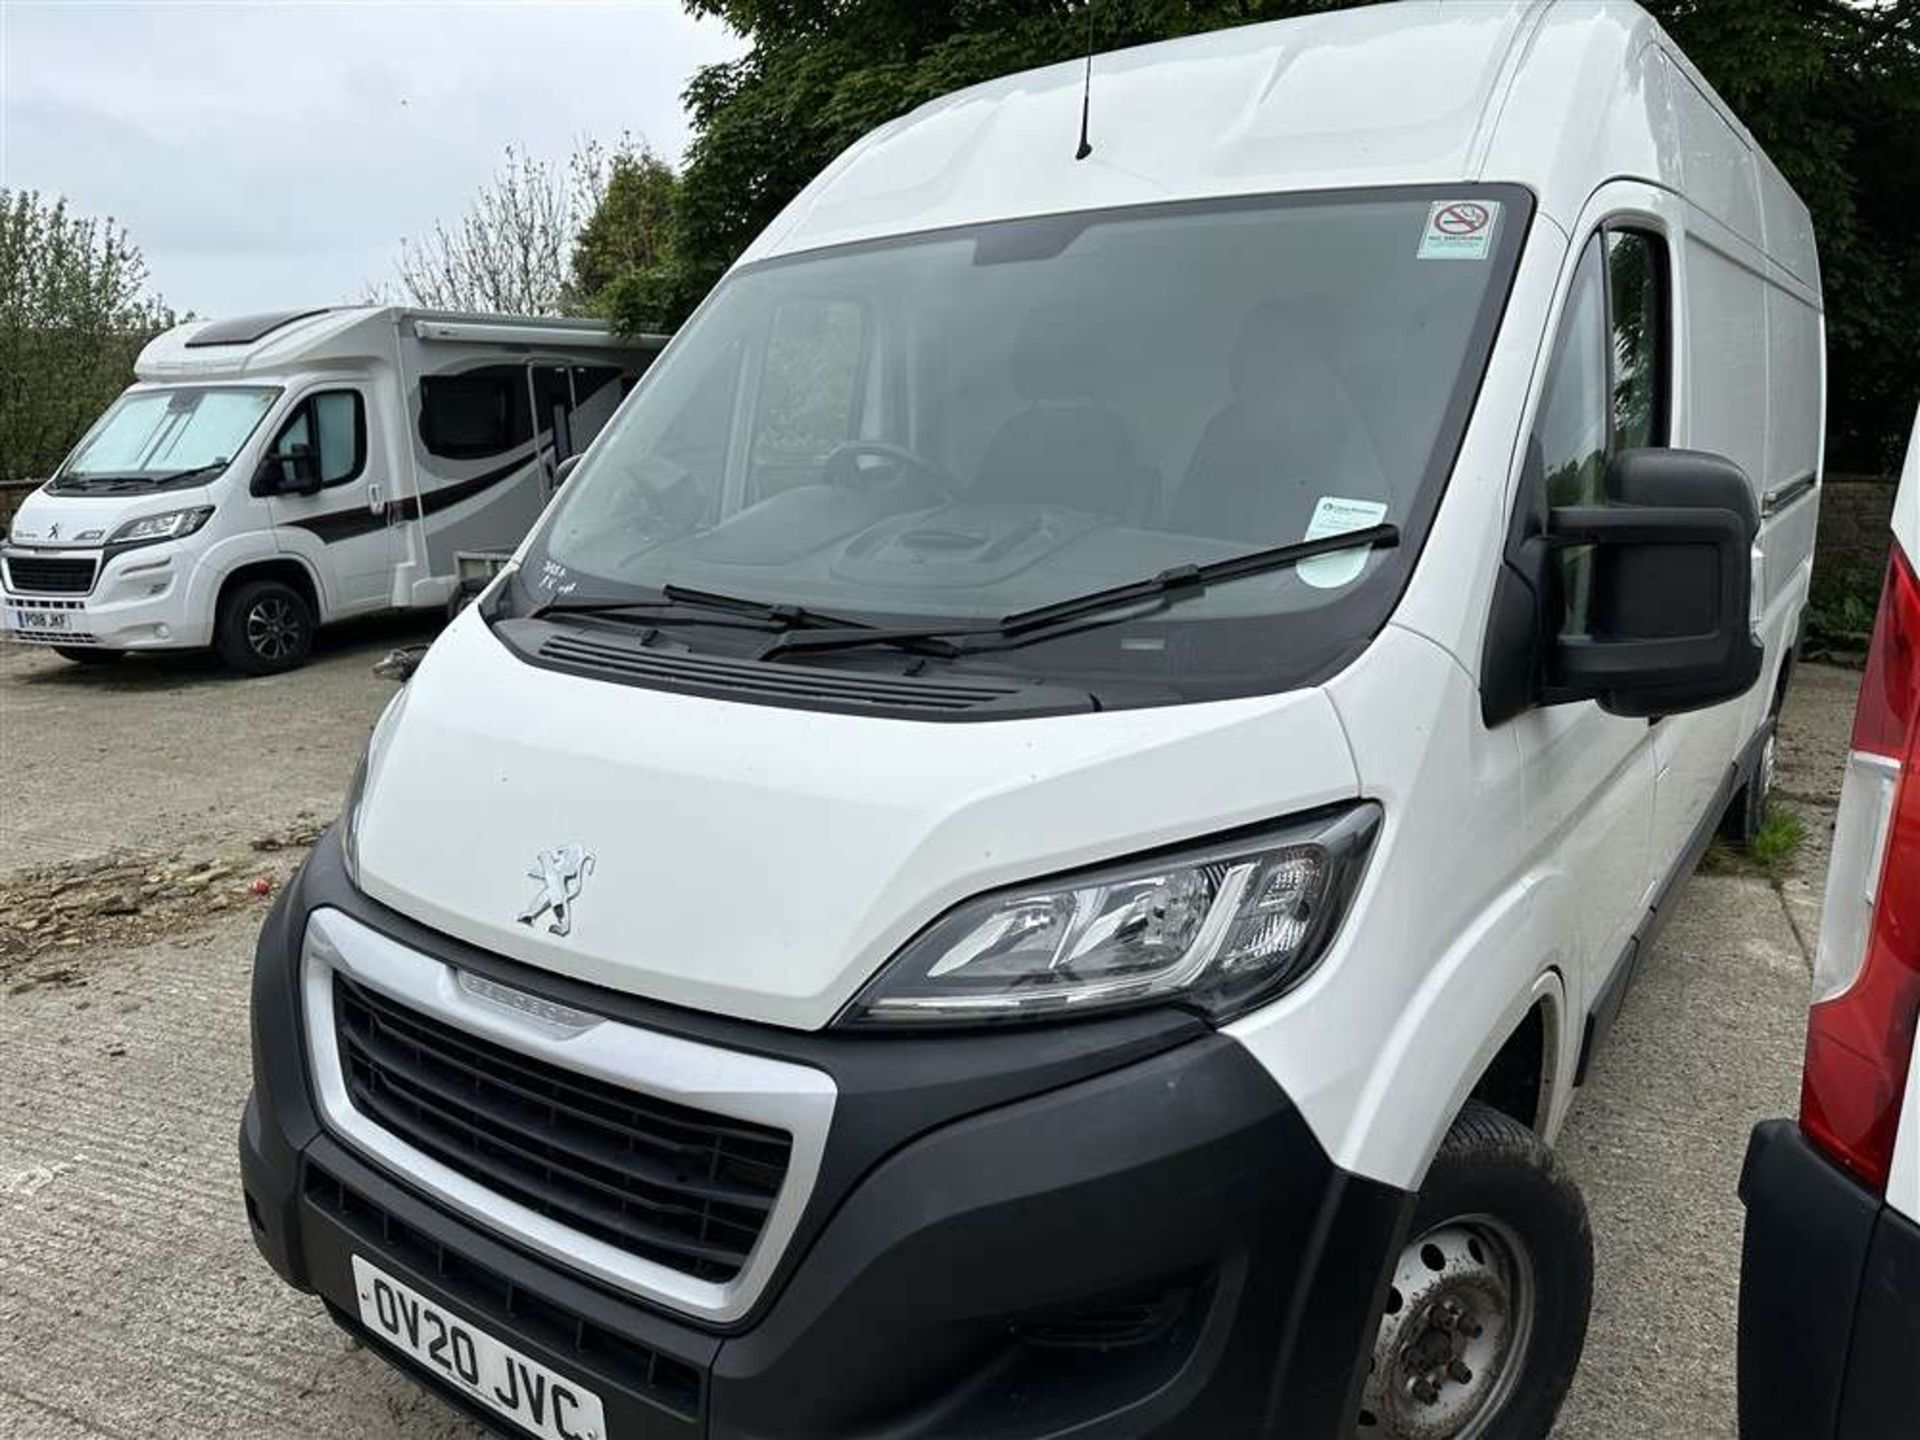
[1074,2,1096,160]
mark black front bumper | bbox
[241,831,1413,1439]
[1737,1120,1920,1440]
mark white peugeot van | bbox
[240,6,1822,1437]
[2,307,662,673]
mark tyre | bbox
[1356,1102,1593,1439]
[216,579,314,675]
[1722,719,1777,849]
[52,646,124,666]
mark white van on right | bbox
[1738,404,1920,1440]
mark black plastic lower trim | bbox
[1737,1119,1920,1440]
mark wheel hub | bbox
[1358,1221,1534,1439]
[247,598,301,661]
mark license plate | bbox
[6,608,72,633]
[352,1256,609,1440]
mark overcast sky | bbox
[0,1,744,315]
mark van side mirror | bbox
[252,444,322,498]
[1482,448,1763,723]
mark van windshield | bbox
[516,187,1528,703]
[52,385,280,493]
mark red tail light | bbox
[1801,545,1920,1190]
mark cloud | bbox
[0,1,744,313]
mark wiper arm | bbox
[527,582,875,632]
[759,523,1400,662]
[659,583,875,632]
[992,522,1399,634]
[152,461,230,485]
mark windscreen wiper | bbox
[152,461,231,486]
[758,523,1401,662]
[528,582,875,633]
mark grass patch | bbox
[1700,801,1807,886]
[1749,803,1807,875]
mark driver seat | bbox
[972,307,1156,521]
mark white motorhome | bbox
[240,6,1822,1438]
[2,307,664,672]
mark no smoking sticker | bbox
[1418,199,1500,260]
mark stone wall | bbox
[1818,476,1899,579]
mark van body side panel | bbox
[1646,221,1771,861]
[1227,625,1581,1187]
[1761,284,1824,604]
[1472,11,1675,233]
[1665,55,1765,251]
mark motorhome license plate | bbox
[352,1257,609,1440]
[6,608,71,633]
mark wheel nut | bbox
[1410,1376,1441,1405]
[1448,1359,1474,1384]
[1458,1315,1484,1339]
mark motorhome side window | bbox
[1531,228,1670,633]
[420,366,532,460]
[421,365,626,462]
[263,390,366,488]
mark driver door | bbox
[258,387,395,614]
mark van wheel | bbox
[53,647,124,666]
[1723,722,1777,849]
[217,579,314,674]
[1357,1103,1592,1439]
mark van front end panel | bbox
[242,831,1416,1439]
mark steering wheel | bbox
[821,440,958,500]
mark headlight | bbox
[839,803,1380,1028]
[339,749,370,888]
[108,507,214,545]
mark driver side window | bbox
[264,390,366,490]
[1531,227,1670,635]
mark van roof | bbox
[740,0,1817,292]
[134,306,657,382]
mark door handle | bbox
[368,481,383,516]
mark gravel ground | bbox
[0,615,434,876]
[0,632,1862,1440]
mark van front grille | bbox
[4,555,96,595]
[333,976,791,1283]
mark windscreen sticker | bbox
[1418,200,1499,260]
[1298,496,1390,590]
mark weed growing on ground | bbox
[1748,804,1807,880]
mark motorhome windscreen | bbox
[52,385,281,493]
[518,187,1530,703]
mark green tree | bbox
[595,0,1916,470]
[0,190,175,483]
[1643,0,1918,472]
[570,140,683,329]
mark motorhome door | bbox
[527,364,630,491]
[255,386,397,613]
